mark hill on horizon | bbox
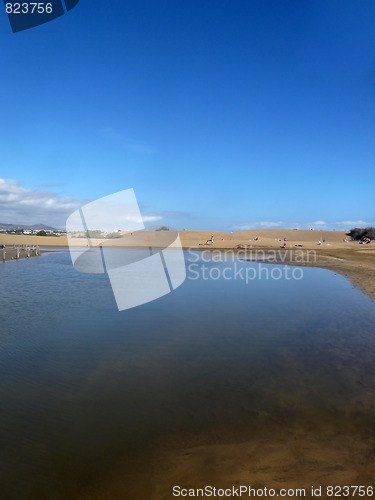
[0,222,58,231]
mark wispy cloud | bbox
[142,214,163,223]
[302,220,375,230]
[233,220,375,231]
[334,220,374,228]
[0,179,81,228]
[0,179,164,229]
[39,182,65,188]
[233,221,285,230]
[99,127,155,154]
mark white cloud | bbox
[0,179,164,229]
[339,220,371,227]
[233,219,375,232]
[308,220,375,230]
[0,179,81,228]
[143,215,163,223]
[233,221,285,230]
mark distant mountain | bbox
[0,222,58,231]
[27,223,58,230]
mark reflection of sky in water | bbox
[1,251,375,498]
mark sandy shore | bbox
[1,229,374,301]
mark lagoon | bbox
[1,250,375,499]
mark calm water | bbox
[1,250,375,499]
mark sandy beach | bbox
[2,229,374,301]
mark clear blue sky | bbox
[1,0,374,230]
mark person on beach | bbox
[203,235,215,245]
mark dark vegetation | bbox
[347,227,375,241]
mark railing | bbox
[1,245,40,261]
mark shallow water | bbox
[1,250,375,499]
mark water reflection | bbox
[1,251,375,499]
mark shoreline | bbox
[187,246,375,302]
[1,230,374,301]
[242,247,375,302]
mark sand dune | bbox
[0,228,350,249]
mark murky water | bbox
[1,250,375,499]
